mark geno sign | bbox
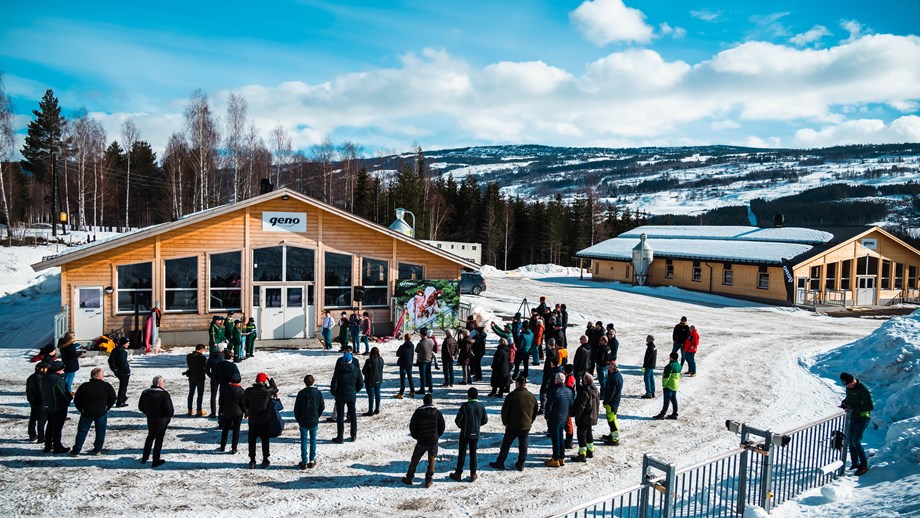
[262,211,307,233]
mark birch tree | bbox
[184,90,219,210]
[225,93,247,201]
[0,75,14,239]
[163,132,190,219]
[310,136,335,203]
[71,109,91,231]
[121,117,138,228]
[88,119,106,232]
[269,123,292,190]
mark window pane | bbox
[286,247,315,282]
[211,252,242,288]
[118,290,152,312]
[253,247,283,282]
[165,257,197,289]
[364,287,388,306]
[265,288,282,308]
[362,258,388,287]
[210,289,241,310]
[398,263,424,280]
[324,287,352,308]
[78,289,101,309]
[325,252,352,287]
[117,262,152,289]
[165,290,197,311]
[287,287,303,307]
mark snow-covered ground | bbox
[0,251,917,517]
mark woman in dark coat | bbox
[472,327,487,382]
[488,338,511,398]
[457,330,473,384]
[242,373,279,469]
[362,347,384,415]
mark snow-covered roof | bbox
[619,225,834,244]
[577,237,813,264]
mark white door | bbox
[74,287,104,341]
[263,287,285,339]
[305,285,315,339]
[250,286,261,341]
[856,276,876,306]
[795,277,808,305]
[284,287,306,339]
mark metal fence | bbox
[53,304,69,347]
[552,412,850,518]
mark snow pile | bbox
[0,245,63,349]
[512,264,583,277]
[820,483,854,501]
[478,264,507,277]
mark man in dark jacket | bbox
[107,337,131,407]
[330,346,364,443]
[490,376,538,471]
[138,375,174,467]
[572,335,592,393]
[545,372,575,467]
[415,329,435,395]
[441,330,458,387]
[571,372,600,462]
[242,372,279,469]
[218,372,244,453]
[41,360,72,453]
[402,394,446,488]
[641,335,657,398]
[592,336,610,395]
[294,374,325,469]
[215,349,241,387]
[840,372,874,476]
[205,349,223,417]
[538,339,560,414]
[450,387,488,482]
[395,334,415,399]
[672,316,690,356]
[185,344,208,416]
[71,367,117,456]
[26,362,48,443]
[488,339,511,397]
[603,362,624,445]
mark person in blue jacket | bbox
[544,372,574,467]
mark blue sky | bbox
[2,0,919,155]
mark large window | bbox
[164,257,197,312]
[398,263,424,280]
[881,260,891,289]
[825,263,838,291]
[117,262,153,313]
[325,252,352,308]
[841,260,852,290]
[210,251,241,311]
[692,261,702,282]
[909,265,918,289]
[362,258,389,306]
[722,263,733,286]
[757,265,770,290]
[665,259,673,279]
[810,265,822,291]
[253,245,315,282]
[894,263,904,290]
[286,246,315,282]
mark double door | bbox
[253,285,314,339]
[855,276,876,306]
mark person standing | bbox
[59,333,82,394]
[242,373,279,469]
[602,362,624,446]
[450,387,488,482]
[395,334,416,399]
[515,326,534,380]
[360,312,372,355]
[349,308,361,352]
[488,338,511,398]
[337,311,350,351]
[572,335,592,393]
[538,338,560,415]
[41,360,72,454]
[138,375,174,467]
[471,326,487,382]
[441,330,458,387]
[401,394,446,488]
[330,346,364,443]
[108,337,131,407]
[362,347,384,416]
[205,348,222,417]
[294,374,325,469]
[490,376,538,471]
[606,327,619,362]
[839,372,874,476]
[559,304,569,347]
[672,316,690,358]
[653,352,681,420]
[641,335,657,398]
[321,310,335,350]
[216,349,241,388]
[208,316,225,356]
[243,317,258,359]
[185,344,208,416]
[218,371,244,454]
[571,372,600,462]
[228,320,244,362]
[415,329,435,395]
[545,372,575,467]
[71,367,116,456]
[458,330,474,385]
[683,325,700,377]
[592,336,610,395]
[26,362,48,443]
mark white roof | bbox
[619,225,834,244]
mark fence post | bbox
[759,432,775,513]
[642,454,677,518]
[840,410,852,476]
[737,438,750,516]
[639,454,651,518]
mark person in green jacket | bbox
[228,320,244,363]
[224,313,236,346]
[653,352,681,420]
[840,372,874,476]
[208,316,225,356]
[243,317,257,359]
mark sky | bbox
[2,0,920,157]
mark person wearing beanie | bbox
[138,375,174,467]
[602,362,624,445]
[330,346,363,443]
[242,372,278,469]
[572,372,600,462]
[26,361,49,443]
[294,374,324,469]
[653,352,681,420]
[40,360,72,453]
[839,372,874,476]
[451,387,488,482]
[209,316,225,356]
[218,370,245,454]
[108,336,132,407]
[641,335,657,398]
[544,371,574,467]
[402,393,445,488]
[185,344,208,416]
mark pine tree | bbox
[353,166,371,220]
[21,89,68,233]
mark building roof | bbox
[32,188,479,272]
[576,225,880,266]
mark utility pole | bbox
[51,150,57,237]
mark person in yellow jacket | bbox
[653,352,681,420]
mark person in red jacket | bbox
[682,325,700,377]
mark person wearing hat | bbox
[138,375,174,467]
[228,320,244,363]
[243,317,258,359]
[672,316,690,357]
[26,361,49,443]
[108,336,132,407]
[602,362,624,446]
[218,370,244,454]
[450,387,487,482]
[572,372,600,462]
[653,352,681,420]
[185,344,208,416]
[337,311,350,351]
[330,345,363,443]
[544,371,574,467]
[242,372,279,469]
[71,367,117,456]
[839,372,874,476]
[641,335,657,399]
[208,316,225,356]
[490,376,538,472]
[40,359,72,453]
[223,313,236,350]
[402,394,445,488]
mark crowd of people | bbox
[23,294,874,483]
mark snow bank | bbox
[513,264,583,277]
[479,264,506,277]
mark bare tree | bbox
[71,109,91,231]
[88,119,106,233]
[184,90,220,211]
[311,136,335,203]
[269,123,292,190]
[0,74,14,240]
[163,132,190,219]
[338,141,362,211]
[242,123,267,198]
[225,93,247,201]
[121,117,139,228]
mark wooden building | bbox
[32,188,477,345]
[576,225,920,307]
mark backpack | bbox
[267,398,285,438]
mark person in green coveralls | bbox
[244,317,258,359]
[228,320,244,363]
[208,316,225,356]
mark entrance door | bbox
[795,277,808,305]
[263,287,285,339]
[257,285,310,339]
[284,287,306,339]
[74,287,104,340]
[856,276,876,306]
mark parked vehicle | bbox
[460,272,486,295]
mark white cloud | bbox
[889,101,919,113]
[659,23,686,39]
[840,19,866,42]
[789,25,831,47]
[794,116,920,147]
[690,9,721,22]
[738,135,783,148]
[481,61,573,96]
[711,120,741,131]
[570,0,654,45]
[584,49,690,91]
